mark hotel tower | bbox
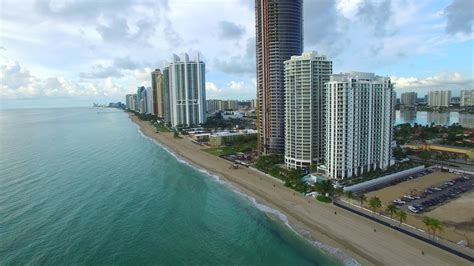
[255,0,303,154]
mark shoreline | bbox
[130,114,471,265]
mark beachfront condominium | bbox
[324,72,395,179]
[284,51,332,169]
[255,0,303,154]
[136,86,149,114]
[400,92,417,107]
[460,90,474,107]
[151,69,168,118]
[146,87,152,114]
[164,53,206,128]
[125,94,137,111]
[428,90,451,107]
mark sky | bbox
[0,0,473,109]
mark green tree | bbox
[423,216,443,239]
[385,204,398,218]
[358,194,367,208]
[396,210,407,226]
[419,151,432,162]
[368,196,382,215]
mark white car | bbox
[408,206,419,213]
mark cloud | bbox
[443,0,474,34]
[356,0,393,37]
[391,72,474,91]
[79,64,123,79]
[1,60,127,99]
[213,37,255,75]
[205,82,223,98]
[113,56,144,70]
[218,21,245,40]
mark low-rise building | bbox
[209,129,257,147]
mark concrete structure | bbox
[428,90,451,107]
[164,53,206,127]
[324,72,395,179]
[136,86,148,114]
[151,69,167,118]
[209,129,257,147]
[206,99,221,114]
[255,0,303,154]
[284,51,332,169]
[222,111,244,120]
[146,87,153,114]
[460,90,474,107]
[400,92,417,107]
[125,94,137,111]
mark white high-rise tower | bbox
[324,72,395,179]
[284,51,332,169]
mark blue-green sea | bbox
[0,108,346,265]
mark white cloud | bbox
[0,60,127,99]
[205,82,223,99]
[391,72,474,93]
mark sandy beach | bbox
[131,114,473,265]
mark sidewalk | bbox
[334,199,474,262]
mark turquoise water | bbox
[0,108,342,265]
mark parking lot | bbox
[394,175,474,214]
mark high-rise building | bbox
[255,0,303,154]
[324,72,395,179]
[460,90,474,107]
[428,90,451,107]
[146,87,153,114]
[125,94,136,111]
[284,51,332,169]
[400,92,417,107]
[151,69,166,117]
[137,86,148,114]
[164,53,206,127]
[206,99,221,114]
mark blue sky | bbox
[1,0,473,109]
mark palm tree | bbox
[345,191,354,202]
[385,204,398,218]
[422,216,433,238]
[368,196,382,215]
[396,210,407,226]
[429,218,444,240]
[358,194,367,208]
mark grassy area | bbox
[317,195,332,203]
[155,124,172,132]
[203,139,256,157]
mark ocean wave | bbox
[134,123,359,266]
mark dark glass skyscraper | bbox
[255,0,303,154]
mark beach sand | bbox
[131,115,473,265]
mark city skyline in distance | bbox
[1,0,473,109]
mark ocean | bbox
[0,108,343,265]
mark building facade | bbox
[125,94,137,111]
[284,52,332,169]
[428,90,451,107]
[324,72,395,179]
[255,0,303,154]
[460,90,474,107]
[151,69,167,118]
[165,53,206,127]
[136,86,148,114]
[400,92,417,107]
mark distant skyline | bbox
[1,0,473,108]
